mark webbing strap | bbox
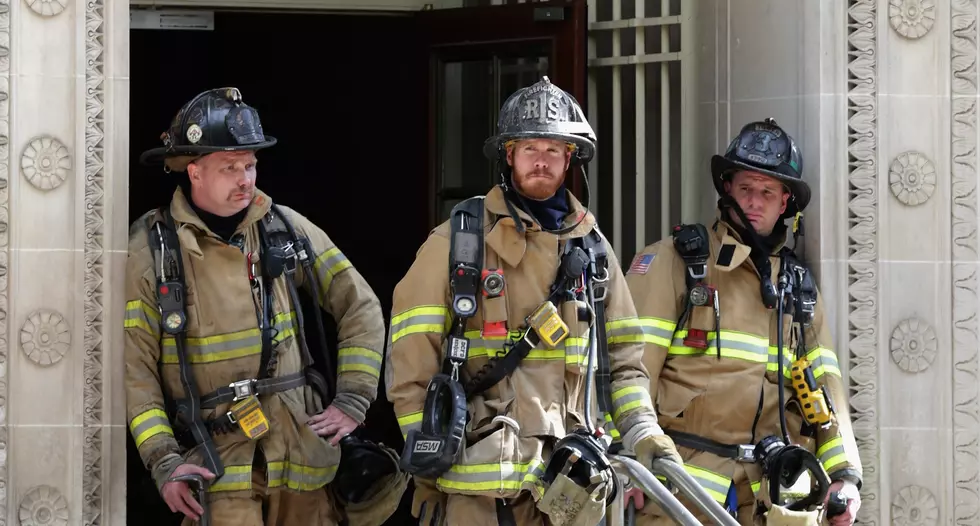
[582,229,613,417]
[671,223,710,332]
[199,371,308,408]
[464,329,539,397]
[151,209,225,479]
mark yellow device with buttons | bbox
[790,356,835,428]
[527,301,569,348]
[228,395,271,440]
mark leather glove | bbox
[634,433,684,468]
[411,479,447,526]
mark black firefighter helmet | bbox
[139,87,277,171]
[483,76,596,165]
[710,118,810,218]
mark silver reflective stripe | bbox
[389,306,449,343]
[314,247,353,293]
[605,318,647,344]
[684,465,731,504]
[565,337,588,367]
[610,386,650,420]
[129,409,173,448]
[818,437,847,471]
[268,461,337,491]
[338,347,383,377]
[397,411,423,438]
[436,460,546,492]
[671,331,769,362]
[808,347,842,378]
[637,319,675,346]
[124,299,160,337]
[209,465,253,492]
[272,312,296,343]
[161,329,263,364]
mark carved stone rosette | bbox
[889,317,938,373]
[892,485,939,525]
[20,136,70,192]
[23,0,65,17]
[889,0,936,39]
[888,151,936,206]
[18,485,68,526]
[19,309,69,367]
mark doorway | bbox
[128,9,427,525]
[127,2,586,524]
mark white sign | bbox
[131,9,215,31]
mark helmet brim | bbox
[483,132,595,163]
[710,154,811,215]
[139,137,277,167]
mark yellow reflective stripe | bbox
[766,346,842,379]
[817,436,848,472]
[397,411,423,439]
[602,412,621,439]
[314,247,352,296]
[436,459,545,492]
[684,464,732,504]
[751,481,761,494]
[670,330,769,362]
[617,317,676,346]
[806,347,842,378]
[606,317,654,345]
[611,386,651,420]
[564,337,588,366]
[390,305,451,343]
[209,465,253,492]
[124,299,160,336]
[160,327,262,364]
[338,346,382,377]
[129,409,173,448]
[459,330,564,361]
[268,461,337,491]
[271,312,296,344]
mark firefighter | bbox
[385,76,682,526]
[125,87,405,526]
[624,118,862,525]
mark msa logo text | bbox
[414,440,442,454]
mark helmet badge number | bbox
[186,124,203,144]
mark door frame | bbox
[417,0,588,228]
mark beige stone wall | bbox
[0,0,128,524]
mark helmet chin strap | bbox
[497,156,592,236]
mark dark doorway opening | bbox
[127,9,427,525]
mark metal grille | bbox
[589,0,684,263]
[462,0,688,264]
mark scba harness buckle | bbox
[399,374,468,479]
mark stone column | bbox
[1,0,128,524]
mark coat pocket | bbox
[437,416,547,500]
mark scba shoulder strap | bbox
[146,207,224,478]
[144,203,329,470]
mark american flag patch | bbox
[627,254,655,275]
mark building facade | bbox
[0,0,959,524]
